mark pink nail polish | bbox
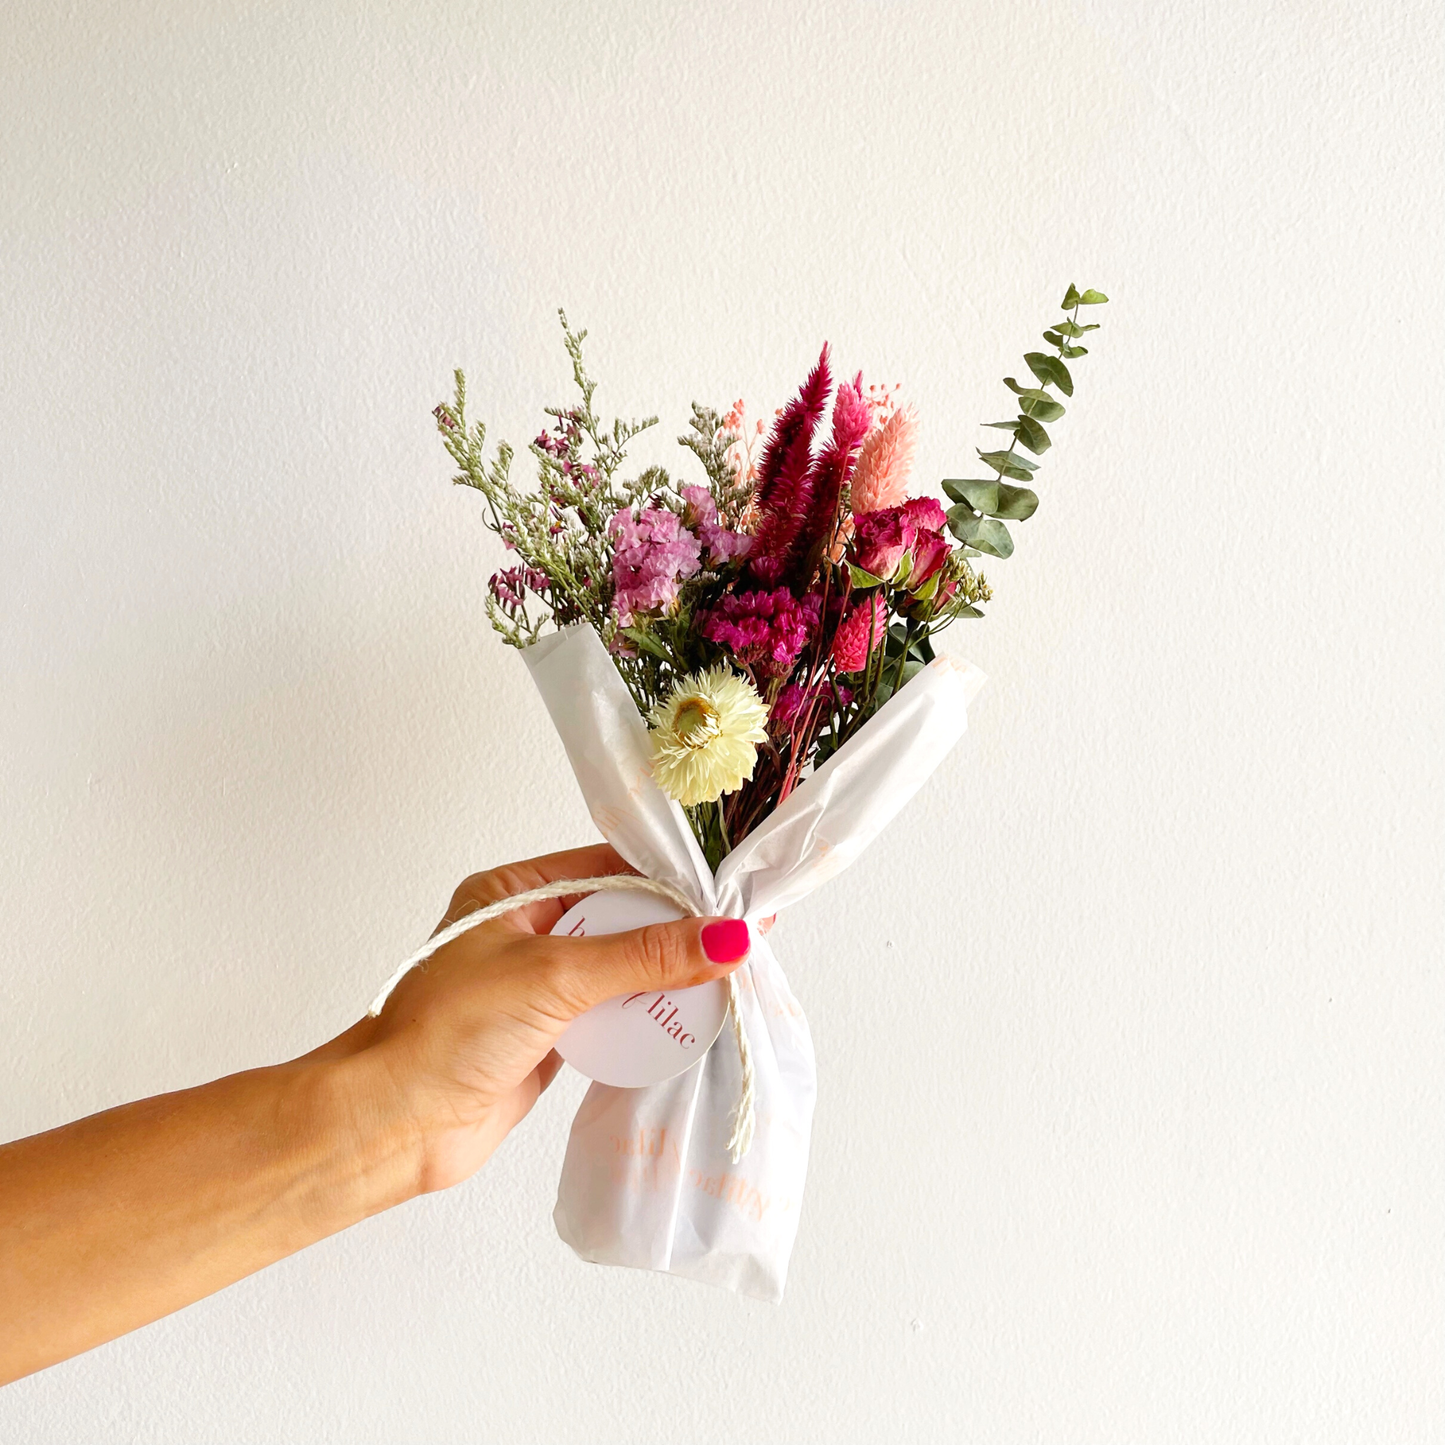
[701,919,750,964]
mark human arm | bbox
[0,843,750,1384]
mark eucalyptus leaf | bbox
[1062,284,1081,308]
[1025,352,1073,396]
[1078,289,1108,304]
[1014,415,1051,454]
[970,516,1014,557]
[1043,329,1064,347]
[1054,320,1086,338]
[954,605,984,619]
[1019,394,1065,422]
[1061,344,1088,358]
[992,482,1040,520]
[1005,379,1054,404]
[947,507,1015,556]
[944,478,999,510]
[977,447,1039,480]
[984,419,1022,434]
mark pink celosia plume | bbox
[849,404,919,516]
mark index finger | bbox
[438,842,638,939]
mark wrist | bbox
[284,1051,425,1226]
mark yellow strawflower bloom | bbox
[648,665,769,806]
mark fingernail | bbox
[701,919,750,965]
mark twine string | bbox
[365,873,756,1162]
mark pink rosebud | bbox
[850,509,908,583]
[849,496,951,590]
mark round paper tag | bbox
[550,889,730,1088]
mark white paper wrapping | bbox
[523,625,985,1301]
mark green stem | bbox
[888,619,915,699]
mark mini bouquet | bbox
[430,287,1107,1300]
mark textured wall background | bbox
[2,2,1441,1440]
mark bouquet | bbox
[429,287,1107,1300]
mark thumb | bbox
[532,916,752,1019]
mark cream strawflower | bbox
[648,665,769,806]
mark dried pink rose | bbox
[849,496,950,591]
[898,497,950,592]
[608,505,702,626]
[850,508,908,583]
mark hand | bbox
[326,843,752,1194]
[0,841,752,1384]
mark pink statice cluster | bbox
[608,506,703,626]
[682,486,752,566]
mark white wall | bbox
[2,2,1441,1440]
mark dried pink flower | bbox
[720,400,766,492]
[698,588,821,671]
[849,405,919,516]
[830,594,887,672]
[748,346,832,587]
[773,678,853,729]
[608,506,702,626]
[682,485,753,565]
[849,496,949,591]
[488,565,549,611]
[798,373,872,575]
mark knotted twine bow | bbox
[365,873,756,1161]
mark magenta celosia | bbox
[608,505,702,625]
[698,587,821,670]
[748,346,832,588]
[796,372,872,580]
[830,594,888,671]
[682,485,753,565]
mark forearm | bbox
[0,1049,417,1385]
